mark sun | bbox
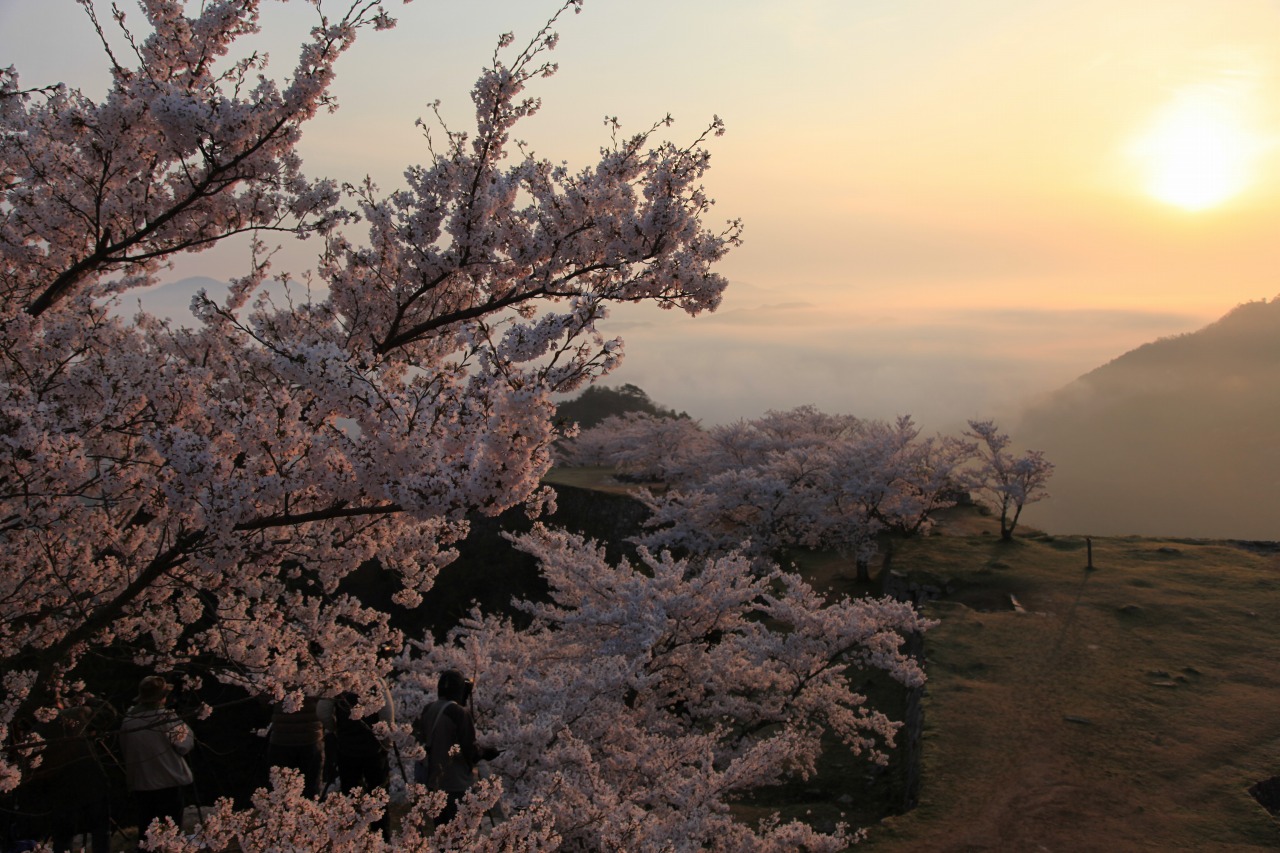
[1131,85,1258,212]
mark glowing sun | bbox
[1132,85,1258,211]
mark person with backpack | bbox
[414,670,496,827]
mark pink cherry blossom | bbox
[1,0,733,794]
[566,408,974,579]
[0,1,942,846]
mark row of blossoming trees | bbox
[1,2,1047,850]
[564,407,1055,574]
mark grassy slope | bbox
[865,511,1280,851]
[542,464,666,496]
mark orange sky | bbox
[4,0,1280,428]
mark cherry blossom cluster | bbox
[559,409,713,482]
[565,407,975,578]
[392,525,932,852]
[144,767,562,852]
[139,520,930,850]
[0,0,737,803]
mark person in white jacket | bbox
[119,675,195,840]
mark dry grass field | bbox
[859,510,1280,851]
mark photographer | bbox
[414,670,496,827]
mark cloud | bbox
[602,289,1211,430]
[963,306,1203,331]
[698,301,818,326]
[123,276,1211,442]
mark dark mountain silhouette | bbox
[1019,298,1280,540]
[556,383,688,431]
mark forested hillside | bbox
[555,383,688,430]
[1020,298,1280,540]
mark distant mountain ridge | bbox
[1019,298,1280,540]
[1083,299,1280,380]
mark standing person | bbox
[415,670,495,827]
[330,681,393,795]
[119,675,195,843]
[267,695,326,798]
[32,705,112,853]
[326,680,394,837]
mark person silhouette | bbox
[119,676,194,842]
[415,670,496,827]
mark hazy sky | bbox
[5,0,1280,431]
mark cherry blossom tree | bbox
[825,417,974,580]
[393,525,932,852]
[142,524,932,851]
[1,0,740,810]
[558,410,712,482]
[569,408,971,580]
[1,2,941,847]
[636,445,841,560]
[965,419,1054,541]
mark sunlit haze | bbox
[3,0,1279,433]
[1133,80,1264,210]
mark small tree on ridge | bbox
[965,419,1054,541]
